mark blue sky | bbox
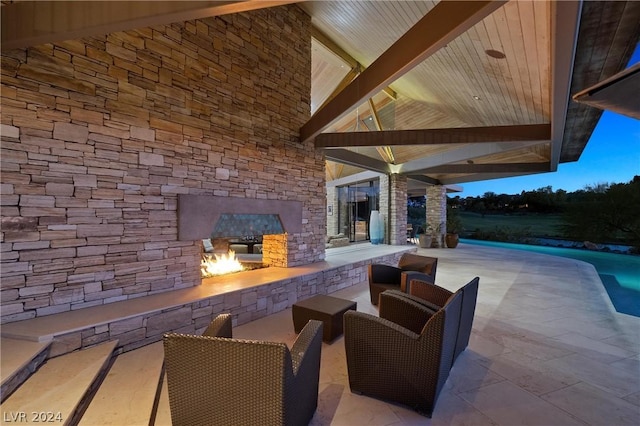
[458,45,640,198]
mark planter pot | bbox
[369,211,382,245]
[418,235,432,248]
[445,233,459,248]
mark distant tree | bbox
[561,176,640,249]
[447,195,462,208]
[520,186,565,213]
[583,182,610,193]
[473,200,487,217]
[407,196,426,228]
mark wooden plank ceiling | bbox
[300,0,639,193]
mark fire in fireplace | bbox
[201,249,268,278]
[178,195,303,275]
[201,250,244,277]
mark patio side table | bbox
[292,295,357,342]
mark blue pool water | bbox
[461,239,640,317]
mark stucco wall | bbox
[0,5,325,324]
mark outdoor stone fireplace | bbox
[0,5,327,325]
[178,195,303,274]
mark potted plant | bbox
[418,224,432,248]
[445,208,462,248]
[424,222,443,248]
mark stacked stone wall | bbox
[388,174,408,245]
[39,249,413,358]
[426,185,447,246]
[0,5,324,324]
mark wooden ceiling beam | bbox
[301,0,507,143]
[397,141,545,174]
[438,171,544,185]
[311,25,358,68]
[324,149,392,174]
[315,124,550,148]
[367,98,397,164]
[1,0,299,49]
[407,175,442,186]
[418,162,550,174]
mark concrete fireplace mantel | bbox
[177,195,303,240]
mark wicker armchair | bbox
[409,277,479,361]
[368,253,438,305]
[344,290,462,417]
[163,314,323,426]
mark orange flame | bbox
[201,250,244,277]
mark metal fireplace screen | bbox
[211,214,284,238]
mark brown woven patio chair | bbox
[368,253,438,305]
[344,290,462,417]
[409,276,480,361]
[163,314,323,426]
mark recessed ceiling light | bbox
[472,95,481,100]
[485,49,506,59]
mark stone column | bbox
[426,185,447,247]
[379,175,389,244]
[326,186,339,237]
[380,174,408,245]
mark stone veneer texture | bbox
[45,250,409,357]
[0,5,326,324]
[387,174,408,245]
[426,185,447,244]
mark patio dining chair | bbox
[163,314,323,426]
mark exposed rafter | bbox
[324,149,391,174]
[396,141,546,174]
[418,162,550,174]
[312,26,397,101]
[437,171,546,185]
[407,175,442,186]
[316,124,551,148]
[366,98,396,164]
[301,0,507,143]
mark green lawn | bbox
[459,211,565,238]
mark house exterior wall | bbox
[0,5,324,324]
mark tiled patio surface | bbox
[234,243,640,425]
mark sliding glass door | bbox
[337,180,380,242]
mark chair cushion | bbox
[398,254,436,274]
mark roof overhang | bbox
[572,62,640,120]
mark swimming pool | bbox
[461,239,640,317]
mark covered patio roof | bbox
[2,1,638,196]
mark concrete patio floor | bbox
[233,243,640,425]
[4,243,639,425]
